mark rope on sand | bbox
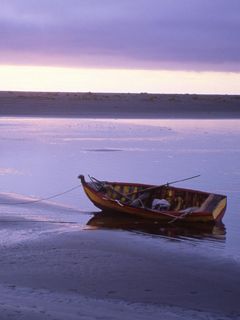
[0,185,81,206]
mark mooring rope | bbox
[0,185,80,205]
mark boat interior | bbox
[89,181,211,212]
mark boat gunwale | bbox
[102,180,225,198]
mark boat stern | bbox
[198,193,227,222]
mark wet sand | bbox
[0,220,239,320]
[0,91,240,118]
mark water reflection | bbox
[87,211,226,242]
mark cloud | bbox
[0,0,240,71]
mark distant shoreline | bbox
[0,91,240,118]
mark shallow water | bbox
[0,117,240,261]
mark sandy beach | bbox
[0,91,240,118]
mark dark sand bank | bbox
[0,91,240,118]
[0,227,239,319]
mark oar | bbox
[126,174,201,197]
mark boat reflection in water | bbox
[87,211,226,241]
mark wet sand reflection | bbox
[87,211,226,242]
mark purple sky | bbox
[1,0,240,72]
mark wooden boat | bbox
[79,175,227,223]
